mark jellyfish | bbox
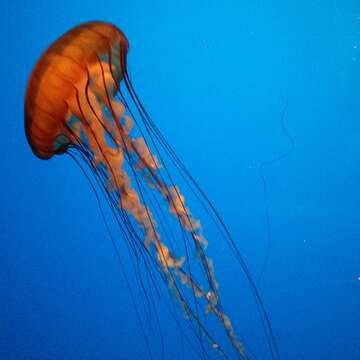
[24,21,279,360]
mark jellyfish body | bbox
[25,22,278,360]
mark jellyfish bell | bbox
[24,21,280,360]
[25,21,128,160]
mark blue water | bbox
[2,1,360,359]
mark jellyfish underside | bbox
[65,56,247,359]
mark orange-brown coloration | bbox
[25,21,128,159]
[24,22,256,360]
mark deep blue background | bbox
[1,1,360,359]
